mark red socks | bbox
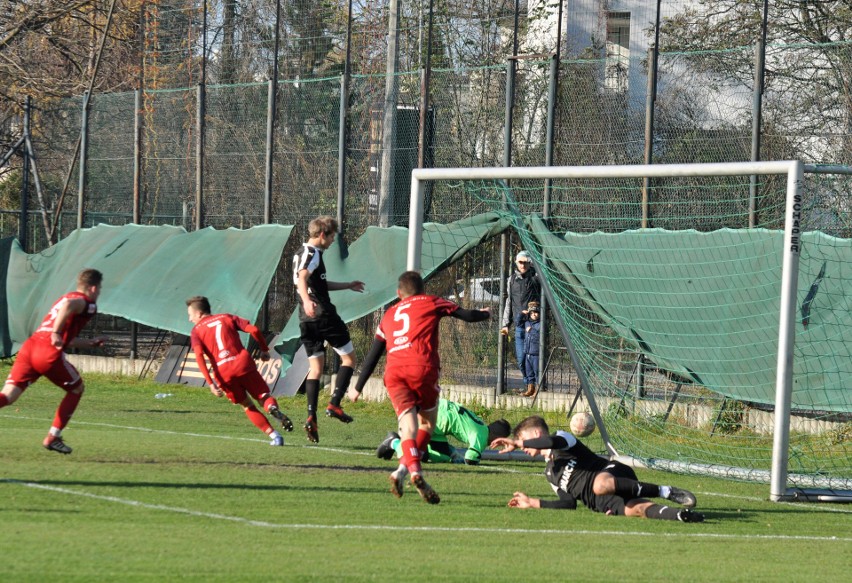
[400,438,422,476]
[415,429,432,460]
[0,393,8,408]
[244,404,273,434]
[52,389,83,431]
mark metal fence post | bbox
[131,87,142,359]
[77,91,90,230]
[20,97,31,251]
[749,0,769,228]
[195,83,205,231]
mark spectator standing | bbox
[522,301,542,397]
[500,250,541,392]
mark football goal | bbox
[408,160,852,503]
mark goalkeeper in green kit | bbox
[376,398,511,465]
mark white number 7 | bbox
[208,320,225,351]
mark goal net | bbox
[409,161,851,502]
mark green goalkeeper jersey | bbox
[392,399,489,463]
[432,399,489,463]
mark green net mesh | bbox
[454,171,850,488]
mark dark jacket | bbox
[524,320,541,356]
[501,268,541,328]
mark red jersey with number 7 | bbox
[190,314,268,383]
[377,294,459,370]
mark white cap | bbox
[515,250,531,262]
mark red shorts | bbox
[7,336,82,391]
[383,365,440,418]
[220,369,270,405]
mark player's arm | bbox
[450,306,490,323]
[64,336,107,349]
[327,280,365,292]
[50,297,85,348]
[522,434,570,450]
[296,269,317,318]
[235,318,270,359]
[352,337,386,394]
[509,490,577,510]
[500,279,512,335]
[190,337,222,397]
[491,433,570,452]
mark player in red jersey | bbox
[1,268,107,454]
[186,296,294,446]
[352,271,490,503]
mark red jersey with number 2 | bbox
[34,291,98,346]
[190,314,258,382]
[377,294,459,370]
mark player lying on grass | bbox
[490,415,705,522]
[187,296,293,446]
[376,398,510,465]
[352,271,490,504]
[1,268,107,454]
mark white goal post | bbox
[407,160,820,503]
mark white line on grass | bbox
[4,414,850,511]
[1,414,374,456]
[3,479,851,543]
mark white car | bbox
[448,277,502,304]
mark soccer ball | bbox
[570,412,596,437]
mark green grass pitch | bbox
[1,369,850,582]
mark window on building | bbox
[606,11,630,92]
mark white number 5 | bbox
[393,304,410,337]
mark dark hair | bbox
[398,270,425,296]
[77,268,103,288]
[513,415,549,438]
[487,419,511,444]
[185,295,211,314]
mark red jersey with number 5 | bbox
[377,294,459,370]
[190,314,259,382]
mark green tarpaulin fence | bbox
[1,223,293,355]
[528,214,852,412]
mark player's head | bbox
[487,419,511,444]
[77,268,103,300]
[397,270,425,299]
[308,216,339,248]
[513,416,550,456]
[185,295,211,324]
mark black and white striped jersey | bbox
[293,243,334,318]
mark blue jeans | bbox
[523,353,538,385]
[513,324,533,384]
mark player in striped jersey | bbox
[293,216,364,443]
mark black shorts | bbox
[299,312,352,357]
[589,462,638,516]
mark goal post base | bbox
[773,489,852,503]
